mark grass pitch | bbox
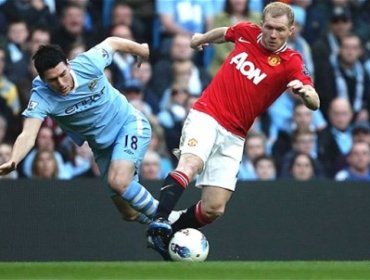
[0,261,369,279]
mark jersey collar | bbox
[257,33,288,54]
[70,69,79,92]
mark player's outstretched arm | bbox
[0,118,42,176]
[102,36,149,67]
[191,27,228,51]
[287,80,320,110]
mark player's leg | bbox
[171,186,232,232]
[171,124,244,232]
[108,159,159,219]
[107,112,161,220]
[111,194,152,224]
[153,153,202,221]
[147,110,218,259]
[148,110,217,226]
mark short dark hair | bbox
[32,45,67,79]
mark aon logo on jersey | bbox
[230,52,267,85]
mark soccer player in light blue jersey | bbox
[0,37,160,224]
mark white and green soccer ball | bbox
[168,228,209,262]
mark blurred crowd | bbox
[0,0,369,182]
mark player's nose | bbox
[270,30,278,38]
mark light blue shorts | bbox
[93,111,151,195]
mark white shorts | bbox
[179,109,245,191]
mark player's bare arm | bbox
[191,27,228,51]
[103,36,149,67]
[0,118,42,175]
[287,80,320,111]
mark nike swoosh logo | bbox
[161,184,172,191]
[238,37,250,44]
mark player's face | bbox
[261,14,294,52]
[43,62,74,96]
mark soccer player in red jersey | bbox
[147,2,320,260]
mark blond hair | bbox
[262,2,294,26]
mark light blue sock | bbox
[122,181,158,218]
[134,213,153,224]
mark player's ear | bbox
[66,59,71,69]
[289,25,295,36]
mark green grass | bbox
[0,261,369,280]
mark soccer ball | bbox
[168,228,209,262]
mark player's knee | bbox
[177,155,204,179]
[108,174,130,194]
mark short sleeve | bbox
[22,90,49,120]
[73,42,113,76]
[225,22,260,43]
[286,53,313,86]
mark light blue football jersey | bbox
[23,43,138,150]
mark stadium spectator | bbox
[151,34,210,105]
[147,2,320,260]
[289,152,318,181]
[312,6,353,120]
[238,132,267,181]
[159,60,203,111]
[52,3,97,54]
[271,101,325,170]
[17,26,52,110]
[4,18,30,86]
[318,97,354,178]
[121,82,156,125]
[335,141,370,181]
[130,61,160,114]
[0,46,21,117]
[208,0,261,76]
[67,41,86,60]
[31,149,59,179]
[158,83,190,166]
[21,126,67,179]
[0,0,57,33]
[327,34,369,122]
[108,1,146,43]
[278,128,324,178]
[58,139,96,179]
[140,150,163,180]
[0,46,22,141]
[355,0,370,59]
[56,0,104,34]
[352,121,370,145]
[253,155,276,181]
[155,0,214,54]
[0,142,18,179]
[27,26,52,56]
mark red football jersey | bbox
[193,22,313,137]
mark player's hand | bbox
[137,43,150,68]
[191,33,209,51]
[288,80,320,110]
[0,161,16,176]
[287,79,304,95]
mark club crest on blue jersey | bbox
[88,79,98,91]
[27,100,38,111]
